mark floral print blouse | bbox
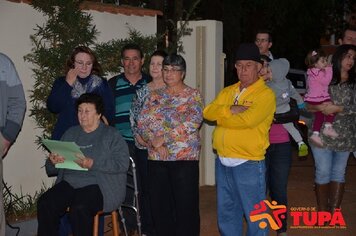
[137,86,204,161]
[319,82,356,152]
[130,85,151,149]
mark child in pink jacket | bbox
[304,49,337,147]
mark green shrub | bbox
[3,182,49,222]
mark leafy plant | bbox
[24,0,163,142]
[94,26,160,76]
[24,0,98,141]
[163,0,201,53]
[25,0,193,143]
[3,182,49,223]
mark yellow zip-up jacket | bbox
[203,79,276,160]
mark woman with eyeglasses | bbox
[47,46,114,142]
[137,54,204,236]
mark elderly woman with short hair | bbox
[37,93,129,236]
[137,54,204,236]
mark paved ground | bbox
[198,151,356,236]
[104,151,356,236]
[282,151,356,236]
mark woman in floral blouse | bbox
[130,50,168,149]
[137,54,203,236]
[129,49,167,235]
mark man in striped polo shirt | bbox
[109,43,151,236]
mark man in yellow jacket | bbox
[204,43,276,236]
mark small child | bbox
[267,58,308,156]
[259,55,272,81]
[304,49,337,147]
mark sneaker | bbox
[298,143,308,156]
[309,134,323,147]
[322,126,338,138]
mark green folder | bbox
[41,139,88,171]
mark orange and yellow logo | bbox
[249,200,287,230]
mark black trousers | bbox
[135,147,155,235]
[148,160,200,236]
[37,181,103,236]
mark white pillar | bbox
[181,20,224,185]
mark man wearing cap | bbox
[204,43,276,235]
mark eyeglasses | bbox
[75,60,93,68]
[162,67,182,73]
[255,38,269,43]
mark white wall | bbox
[181,20,224,185]
[0,0,157,195]
[88,10,157,42]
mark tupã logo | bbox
[249,200,287,230]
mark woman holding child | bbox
[308,44,356,213]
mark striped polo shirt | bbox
[109,73,150,143]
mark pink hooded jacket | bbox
[304,66,333,102]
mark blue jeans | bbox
[265,142,292,233]
[311,145,350,184]
[216,158,268,236]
